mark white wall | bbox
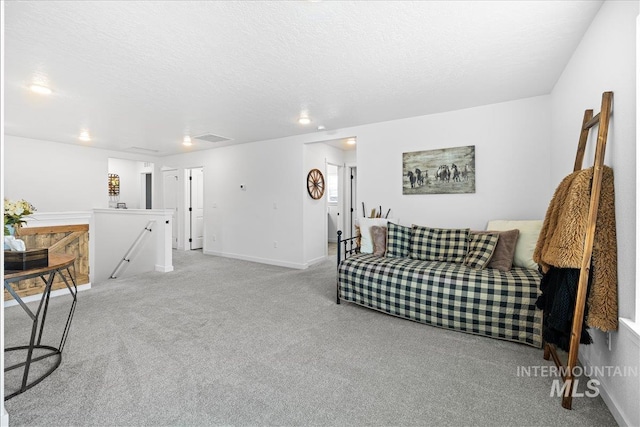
[550,1,639,426]
[355,95,551,229]
[162,139,306,268]
[4,135,160,212]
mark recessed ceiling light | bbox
[347,138,356,145]
[29,84,52,95]
[79,131,91,142]
[298,115,311,125]
[182,136,193,146]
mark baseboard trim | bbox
[4,283,91,308]
[155,264,174,273]
[1,407,8,427]
[304,255,327,268]
[203,250,306,269]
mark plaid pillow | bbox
[465,233,499,269]
[386,222,412,258]
[410,226,470,263]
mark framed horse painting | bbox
[402,145,475,194]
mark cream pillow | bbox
[357,218,397,253]
[486,220,543,270]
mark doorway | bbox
[188,167,204,250]
[348,166,358,237]
[141,173,152,209]
[327,164,340,244]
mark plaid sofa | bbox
[338,254,543,347]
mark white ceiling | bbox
[3,1,602,156]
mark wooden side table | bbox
[4,253,77,400]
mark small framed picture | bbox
[116,202,127,209]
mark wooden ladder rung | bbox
[583,112,601,130]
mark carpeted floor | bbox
[4,250,617,426]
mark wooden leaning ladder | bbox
[542,91,613,410]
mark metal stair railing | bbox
[109,220,155,279]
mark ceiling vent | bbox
[127,146,160,153]
[194,133,232,143]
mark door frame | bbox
[326,162,343,245]
[183,167,205,251]
[346,164,357,238]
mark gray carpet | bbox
[4,250,617,426]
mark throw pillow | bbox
[370,226,387,256]
[386,222,412,258]
[465,233,499,269]
[471,229,519,271]
[358,218,397,254]
[486,220,543,270]
[410,226,470,263]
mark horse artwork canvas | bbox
[402,145,475,194]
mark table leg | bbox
[20,271,56,393]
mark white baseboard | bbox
[1,407,8,427]
[202,250,306,269]
[4,283,91,308]
[155,264,174,273]
[305,256,327,268]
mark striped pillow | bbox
[410,226,470,263]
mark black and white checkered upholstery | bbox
[386,222,412,258]
[410,226,470,263]
[338,254,542,347]
[465,233,499,269]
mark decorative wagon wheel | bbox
[307,168,325,200]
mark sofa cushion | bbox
[465,233,499,269]
[358,218,397,254]
[410,226,470,263]
[386,222,412,258]
[486,220,542,270]
[471,229,519,271]
[370,226,387,256]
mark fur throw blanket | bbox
[533,166,617,331]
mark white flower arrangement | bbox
[4,198,36,235]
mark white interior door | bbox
[190,168,204,250]
[163,170,179,249]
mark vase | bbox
[4,224,15,250]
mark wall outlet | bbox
[273,241,278,248]
[212,235,216,242]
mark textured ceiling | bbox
[3,1,603,156]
